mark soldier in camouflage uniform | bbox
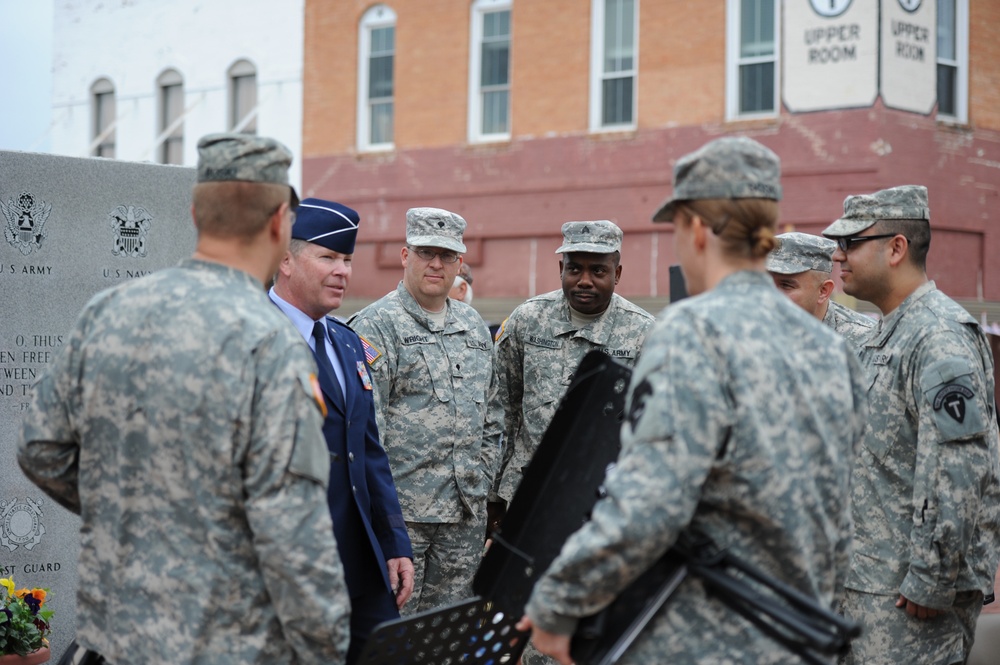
[492,220,654,504]
[766,231,875,347]
[17,134,350,664]
[348,208,503,613]
[822,185,1000,665]
[519,137,869,664]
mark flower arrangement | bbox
[0,576,53,657]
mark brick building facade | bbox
[301,0,1000,324]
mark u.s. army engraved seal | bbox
[2,192,51,256]
[110,205,152,257]
[0,498,46,552]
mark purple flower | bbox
[24,594,41,614]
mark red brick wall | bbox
[969,0,1000,131]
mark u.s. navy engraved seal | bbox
[110,205,152,257]
[0,497,46,552]
[2,192,51,256]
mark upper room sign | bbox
[784,0,878,112]
[880,0,936,113]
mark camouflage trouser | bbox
[839,589,983,665]
[403,514,482,615]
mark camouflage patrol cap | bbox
[406,207,467,253]
[555,220,623,254]
[766,232,836,274]
[197,133,294,187]
[652,136,782,223]
[822,185,929,238]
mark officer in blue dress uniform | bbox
[269,198,414,664]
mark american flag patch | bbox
[359,335,382,365]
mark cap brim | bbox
[821,217,877,238]
[407,235,467,253]
[651,197,678,223]
[555,242,618,254]
[764,259,807,275]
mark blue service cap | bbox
[292,198,360,254]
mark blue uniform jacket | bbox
[309,314,412,598]
[271,291,413,598]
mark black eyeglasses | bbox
[835,234,898,253]
[409,247,460,264]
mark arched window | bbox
[157,69,184,164]
[358,5,396,151]
[229,59,258,134]
[468,0,511,142]
[91,78,116,158]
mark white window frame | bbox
[228,59,258,135]
[589,0,639,132]
[725,0,779,120]
[357,4,397,152]
[468,0,512,143]
[936,0,968,123]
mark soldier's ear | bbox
[817,278,835,305]
[614,264,622,285]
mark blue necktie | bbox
[311,320,344,407]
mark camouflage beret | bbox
[406,207,467,253]
[197,133,293,187]
[652,136,782,223]
[822,185,929,238]
[555,220,623,254]
[766,232,836,274]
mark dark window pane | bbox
[937,63,956,116]
[95,91,116,158]
[161,83,184,164]
[741,0,775,58]
[232,74,257,134]
[482,90,509,134]
[739,62,774,113]
[484,10,509,39]
[371,101,393,144]
[481,41,509,87]
[602,75,633,125]
[604,0,635,74]
[937,0,956,61]
[369,54,394,99]
[371,26,394,54]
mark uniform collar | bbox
[869,281,936,348]
[395,281,471,333]
[551,291,621,345]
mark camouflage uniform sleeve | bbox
[835,350,871,605]
[17,301,98,514]
[491,314,523,499]
[243,336,350,662]
[901,329,997,608]
[348,310,395,435]
[525,312,728,634]
[482,348,504,496]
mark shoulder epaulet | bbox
[325,315,350,330]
